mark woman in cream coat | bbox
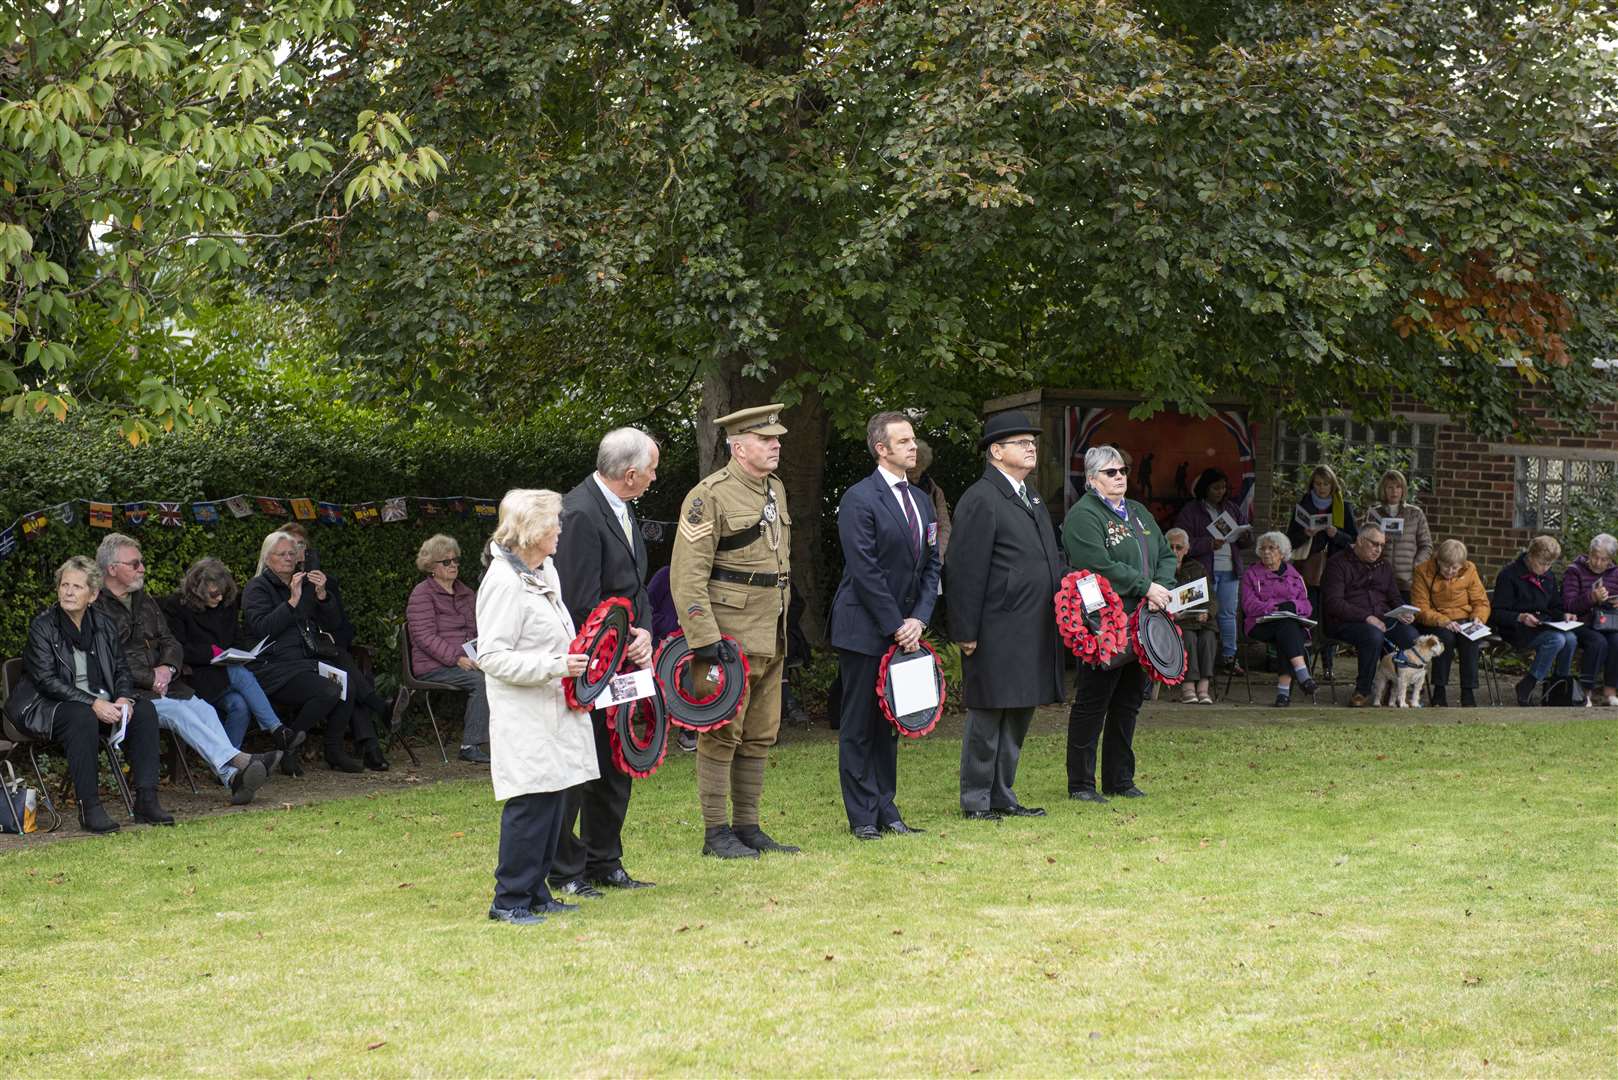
[477,488,593,926]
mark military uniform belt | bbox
[711,568,789,589]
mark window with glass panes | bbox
[1274,416,1438,492]
[1513,455,1616,531]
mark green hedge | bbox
[0,411,698,690]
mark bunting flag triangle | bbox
[381,497,408,523]
[254,496,289,518]
[88,502,117,528]
[473,499,499,519]
[155,501,184,527]
[417,498,442,517]
[290,498,317,521]
[192,502,221,527]
[316,501,345,525]
[21,510,50,540]
[223,495,253,518]
[0,524,16,561]
[122,503,149,528]
[51,501,78,526]
[350,503,381,526]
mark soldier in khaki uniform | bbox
[670,403,800,859]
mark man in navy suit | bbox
[828,411,942,839]
[549,427,660,897]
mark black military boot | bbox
[701,825,760,859]
[132,788,175,826]
[734,824,801,854]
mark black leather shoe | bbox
[1461,688,1478,708]
[271,725,307,753]
[537,898,578,914]
[132,788,175,825]
[79,801,120,833]
[880,819,924,835]
[459,744,491,764]
[591,867,654,889]
[1430,685,1448,707]
[488,906,543,925]
[851,824,881,841]
[1106,786,1148,798]
[962,809,1002,821]
[324,745,363,773]
[556,879,604,899]
[1515,674,1537,707]
[1273,693,1292,708]
[279,749,305,777]
[1299,677,1318,696]
[993,805,1046,817]
[734,824,800,854]
[1069,789,1108,804]
[702,825,760,859]
[361,741,390,772]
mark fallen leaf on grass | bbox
[367,1040,387,1051]
[677,925,689,933]
[1046,856,1056,864]
[398,882,413,889]
[891,929,903,936]
[451,831,465,839]
[1462,974,1481,986]
[1044,971,1057,980]
[824,954,835,961]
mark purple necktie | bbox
[899,482,922,557]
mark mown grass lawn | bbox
[2,706,1613,1077]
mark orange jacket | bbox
[1411,558,1491,626]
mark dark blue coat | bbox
[1489,554,1565,648]
[827,470,942,657]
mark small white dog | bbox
[1372,634,1445,708]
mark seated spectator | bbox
[1562,533,1618,707]
[10,557,171,833]
[1321,525,1417,707]
[1366,469,1433,600]
[1173,469,1251,674]
[1411,540,1490,708]
[277,523,393,764]
[1164,528,1218,704]
[163,557,304,754]
[243,529,386,773]
[407,533,490,763]
[1238,531,1318,707]
[92,534,279,805]
[1489,534,1577,706]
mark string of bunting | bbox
[0,495,675,567]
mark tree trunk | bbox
[699,353,830,647]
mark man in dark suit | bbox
[944,410,1066,821]
[828,411,942,840]
[549,427,660,897]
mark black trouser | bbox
[1574,626,1618,688]
[333,651,389,736]
[549,710,633,886]
[836,649,900,829]
[52,698,160,806]
[494,790,566,911]
[1327,621,1419,695]
[270,670,372,747]
[1427,627,1481,691]
[1067,660,1146,794]
[1250,619,1310,664]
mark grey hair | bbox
[596,427,658,480]
[1164,527,1189,546]
[1590,533,1618,559]
[1358,522,1386,542]
[95,532,140,573]
[256,530,303,577]
[1255,530,1293,562]
[56,555,103,594]
[416,533,462,574]
[1083,445,1125,479]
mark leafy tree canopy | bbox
[1,0,445,443]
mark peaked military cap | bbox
[716,403,787,437]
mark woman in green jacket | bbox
[1061,445,1177,803]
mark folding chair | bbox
[389,632,459,765]
[1223,620,1321,705]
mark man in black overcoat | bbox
[549,427,660,897]
[944,411,1066,820]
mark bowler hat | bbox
[978,410,1042,450]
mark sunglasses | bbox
[1097,467,1129,478]
[117,558,146,569]
[436,558,460,567]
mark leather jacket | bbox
[91,588,194,701]
[4,605,137,738]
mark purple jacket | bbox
[1322,549,1401,627]
[406,577,479,676]
[1173,499,1252,574]
[1239,561,1313,634]
[1562,555,1618,615]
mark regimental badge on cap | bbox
[715,402,788,437]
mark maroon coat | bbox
[1321,549,1401,628]
[1561,555,1618,616]
[406,577,479,676]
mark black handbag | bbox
[1587,607,1617,632]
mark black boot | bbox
[361,739,390,772]
[132,788,175,826]
[325,742,364,773]
[280,747,305,777]
[701,825,760,859]
[733,824,801,854]
[1431,685,1448,707]
[1515,674,1537,707]
[271,725,306,754]
[78,800,119,834]
[1461,687,1478,708]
